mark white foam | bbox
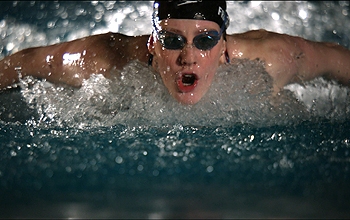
[285,79,350,119]
[18,59,350,128]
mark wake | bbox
[10,59,349,128]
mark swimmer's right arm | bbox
[0,32,150,90]
[0,34,107,89]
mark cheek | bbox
[200,44,223,62]
[198,50,222,87]
[200,51,221,72]
[154,50,177,87]
[155,49,177,72]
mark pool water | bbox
[1,1,350,218]
[1,118,350,218]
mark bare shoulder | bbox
[55,32,150,68]
[0,32,150,89]
[80,32,150,66]
[225,29,310,90]
[228,29,270,40]
[50,32,148,56]
[226,29,305,52]
[226,29,350,90]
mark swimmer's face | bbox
[148,19,226,105]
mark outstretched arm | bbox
[0,32,150,90]
[296,38,350,85]
[226,29,350,92]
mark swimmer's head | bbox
[152,0,229,33]
[149,1,229,105]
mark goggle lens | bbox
[158,31,221,51]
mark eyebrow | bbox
[162,27,219,36]
[162,28,183,34]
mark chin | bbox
[174,93,203,105]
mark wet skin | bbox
[148,19,226,105]
[1,19,350,105]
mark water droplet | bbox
[115,156,123,164]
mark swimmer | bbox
[1,0,350,105]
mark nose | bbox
[179,44,197,66]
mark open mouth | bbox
[177,73,198,93]
[182,74,197,86]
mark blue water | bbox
[1,118,350,218]
[1,1,350,218]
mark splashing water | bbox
[1,1,349,128]
[15,59,350,128]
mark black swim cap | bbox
[152,0,229,31]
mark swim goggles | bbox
[157,30,222,51]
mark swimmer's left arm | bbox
[296,38,350,85]
[226,29,350,90]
